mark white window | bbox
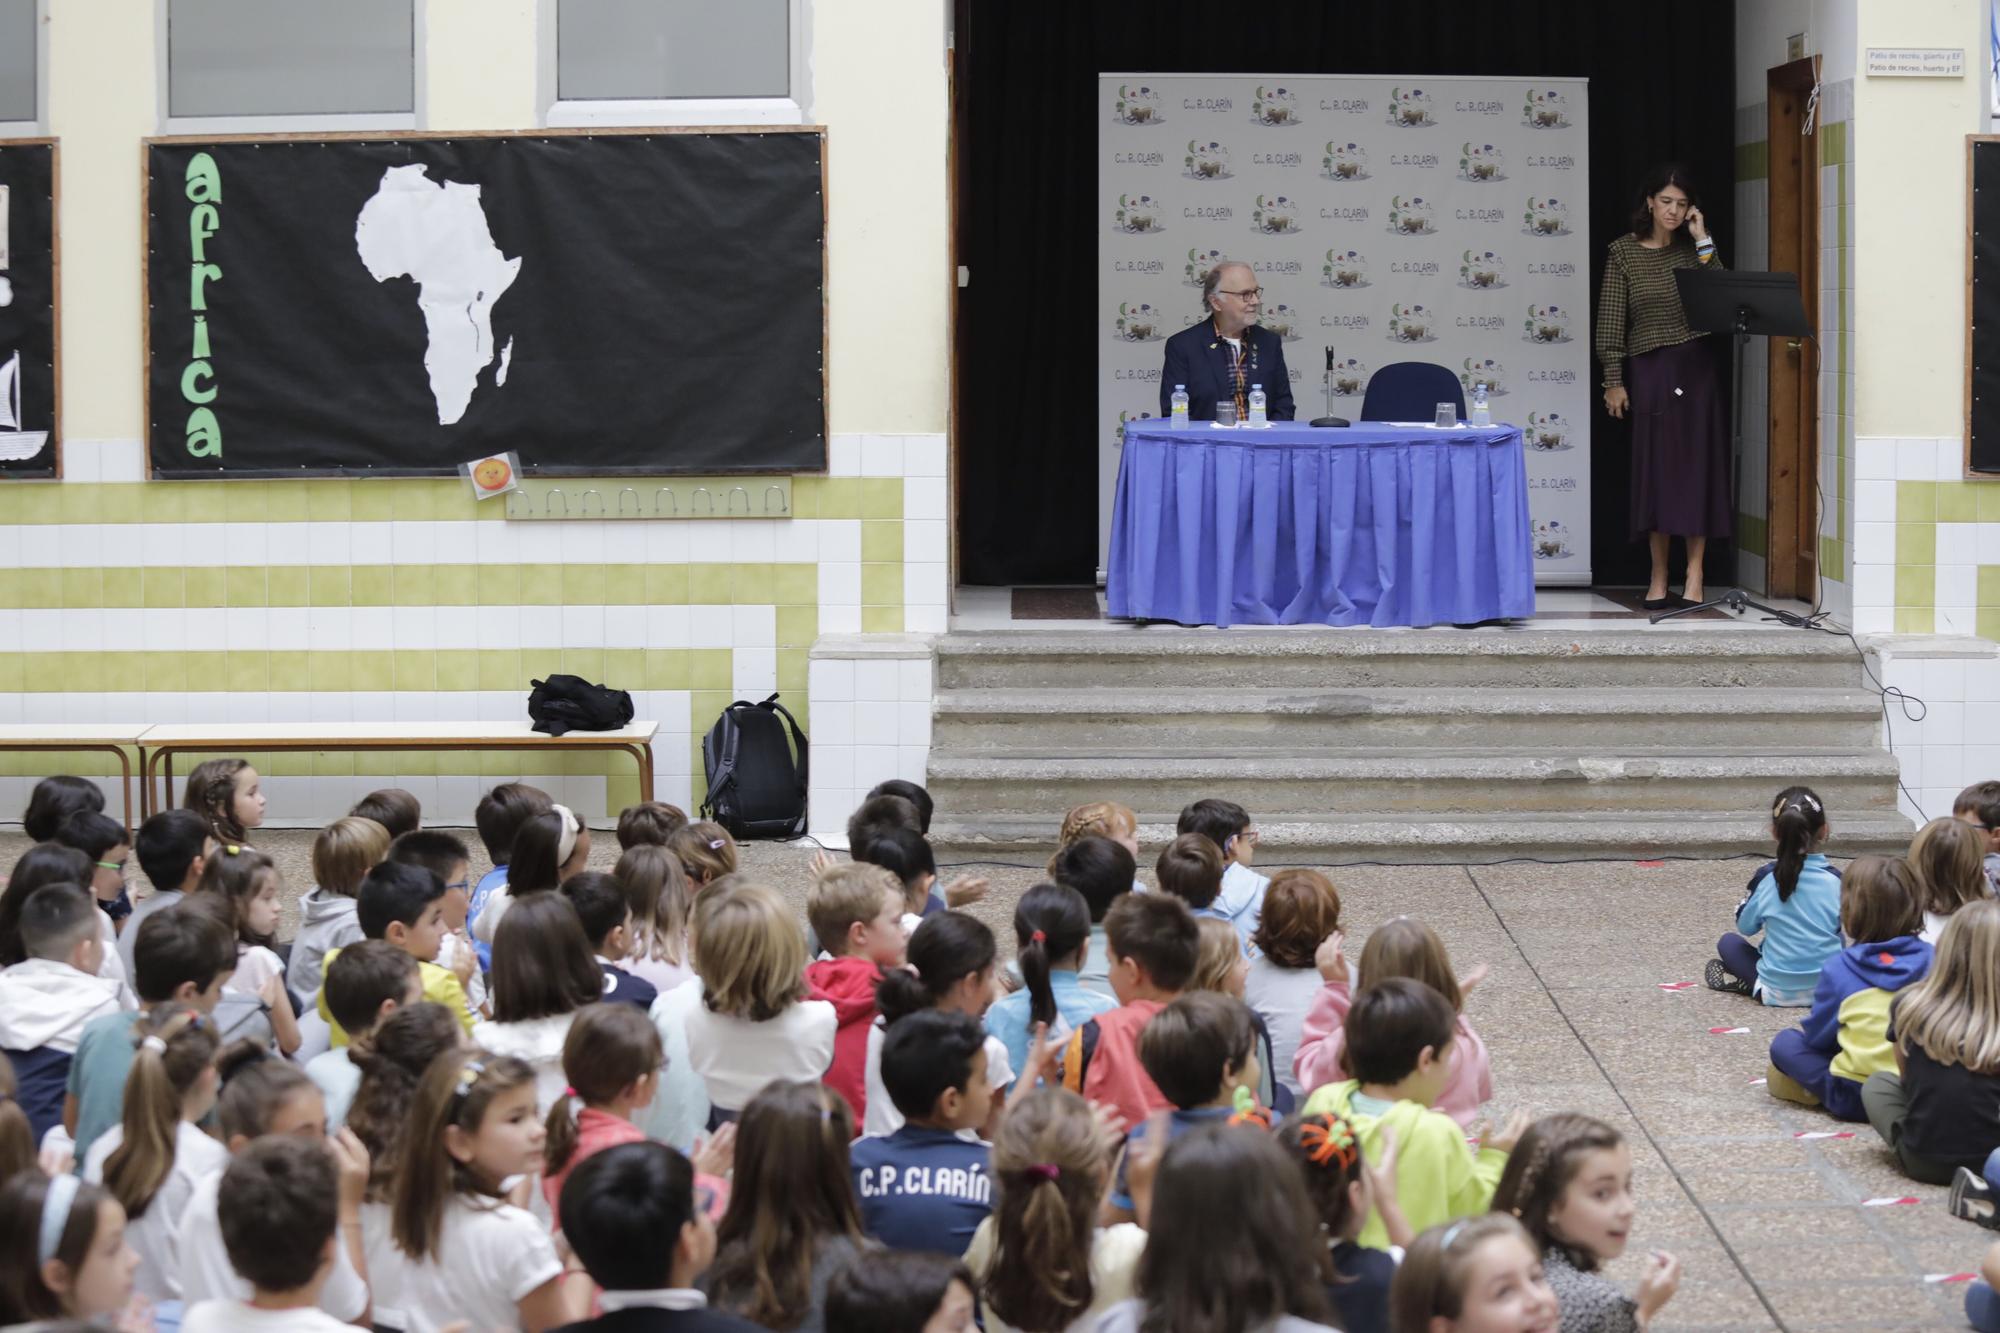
[542,0,811,127]
[159,0,421,133]
[0,0,44,133]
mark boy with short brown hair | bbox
[1057,892,1200,1126]
[806,863,908,1124]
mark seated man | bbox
[1159,260,1295,422]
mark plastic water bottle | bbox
[1248,383,1268,426]
[1170,384,1190,428]
[1470,383,1491,427]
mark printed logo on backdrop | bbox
[1388,151,1440,170]
[1322,142,1370,181]
[1328,357,1371,397]
[1386,88,1438,127]
[1260,304,1305,340]
[1461,357,1508,394]
[1523,303,1571,343]
[1388,196,1437,235]
[1250,86,1302,125]
[1386,304,1439,343]
[1184,92,1232,114]
[1252,195,1304,234]
[1113,85,1165,124]
[1184,248,1228,288]
[1458,250,1507,289]
[1185,141,1233,179]
[1455,97,1504,116]
[1319,311,1371,332]
[1524,89,1573,129]
[1115,408,1157,446]
[1114,149,1167,167]
[1114,302,1167,342]
[1113,257,1167,275]
[1323,250,1372,288]
[1187,201,1234,222]
[1114,194,1166,233]
[1459,144,1506,181]
[1523,197,1570,236]
[1533,518,1576,560]
[1525,411,1573,451]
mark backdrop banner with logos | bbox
[1098,74,1591,585]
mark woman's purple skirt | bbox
[1628,337,1734,539]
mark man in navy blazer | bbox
[1158,260,1296,421]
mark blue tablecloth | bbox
[1107,420,1535,628]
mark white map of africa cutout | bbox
[355,164,521,425]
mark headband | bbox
[1438,1220,1467,1250]
[451,1057,488,1109]
[1773,792,1822,820]
[38,1173,80,1266]
[552,805,580,865]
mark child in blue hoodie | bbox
[1768,855,1932,1121]
[1176,799,1269,952]
[1709,786,1843,1004]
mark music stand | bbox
[1651,269,1812,626]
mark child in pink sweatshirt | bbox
[1292,916,1493,1127]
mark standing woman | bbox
[1595,163,1732,609]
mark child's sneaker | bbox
[1704,959,1753,997]
[1950,1167,2000,1229]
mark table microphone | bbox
[1312,344,1350,427]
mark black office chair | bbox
[1359,361,1466,422]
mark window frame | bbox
[0,0,49,136]
[154,0,426,135]
[538,0,811,128]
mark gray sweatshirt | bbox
[287,888,365,998]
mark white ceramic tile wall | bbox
[1868,639,2000,824]
[1850,434,1969,634]
[807,634,935,846]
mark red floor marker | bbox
[1927,1273,1977,1284]
[1793,1130,1855,1140]
[1862,1196,1919,1207]
[1657,981,1696,991]
[1747,1076,1767,1085]
[1708,1026,1750,1034]
[1635,860,1666,867]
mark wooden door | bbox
[1766,59,1820,598]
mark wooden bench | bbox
[138,721,660,817]
[0,726,147,837]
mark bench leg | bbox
[115,747,134,840]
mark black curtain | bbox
[956,0,1737,587]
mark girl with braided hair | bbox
[1280,1110,1410,1333]
[1489,1114,1680,1333]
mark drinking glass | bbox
[1434,402,1457,428]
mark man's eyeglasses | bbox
[1219,287,1264,301]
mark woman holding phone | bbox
[1594,163,1731,610]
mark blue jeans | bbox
[1968,1279,2000,1332]
[1716,933,1761,983]
[1768,1028,1867,1121]
[1983,1145,2000,1192]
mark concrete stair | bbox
[925,628,1914,863]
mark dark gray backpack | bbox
[700,693,809,840]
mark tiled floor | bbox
[39,828,1977,1332]
[954,584,1827,634]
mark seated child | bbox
[1708,785,1840,1003]
[683,883,837,1118]
[319,861,475,1044]
[825,1251,977,1333]
[1102,991,1262,1223]
[389,828,485,1017]
[288,816,390,1001]
[850,1008,994,1254]
[183,757,266,846]
[1176,797,1269,948]
[1294,916,1493,1127]
[869,779,935,833]
[350,787,421,840]
[1388,1214,1558,1333]
[542,1002,667,1216]
[474,893,607,1114]
[67,904,235,1163]
[668,820,739,896]
[0,1171,142,1327]
[614,843,697,994]
[1956,780,2000,896]
[55,810,136,976]
[1490,1114,1681,1333]
[1048,801,1141,870]
[984,882,1118,1087]
[1248,869,1344,1102]
[309,940,421,1130]
[1155,834,1230,927]
[196,844,302,1055]
[23,774,107,843]
[1186,918,1285,1113]
[1057,893,1200,1127]
[1910,815,1990,944]
[805,862,908,1124]
[552,1141,762,1331]
[616,799,691,850]
[865,912,1011,1138]
[182,1136,357,1332]
[476,803,592,945]
[1302,978,1524,1249]
[1768,854,1931,1120]
[122,808,211,982]
[1047,835,1138,997]
[0,843,124,994]
[0,883,128,1139]
[564,870,660,1008]
[1280,1109,1407,1333]
[861,826,952,931]
[469,781,555,968]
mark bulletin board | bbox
[0,139,58,479]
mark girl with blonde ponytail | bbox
[81,1007,224,1300]
[967,1087,1143,1333]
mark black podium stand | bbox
[1651,269,1813,625]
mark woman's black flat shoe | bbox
[1641,595,1679,611]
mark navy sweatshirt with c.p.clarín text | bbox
[849,1124,992,1255]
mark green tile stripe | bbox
[1735,140,1768,181]
[1819,120,1847,167]
[1736,512,1767,560]
[0,475,902,525]
[1890,478,2000,637]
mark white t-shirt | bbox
[966,1219,1147,1333]
[94,907,134,1004]
[84,1120,230,1300]
[471,1012,577,1117]
[683,999,838,1112]
[435,932,487,1017]
[1923,910,1952,945]
[182,1300,357,1332]
[359,1200,415,1332]
[396,1195,563,1333]
[861,1019,1014,1138]
[305,1049,362,1131]
[177,1166,368,1320]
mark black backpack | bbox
[700,693,809,840]
[527,674,635,737]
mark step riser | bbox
[928,772,1901,818]
[932,712,1884,752]
[937,656,1863,692]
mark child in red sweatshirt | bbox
[806,863,909,1126]
[1056,892,1200,1127]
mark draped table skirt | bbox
[1106,421,1536,628]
